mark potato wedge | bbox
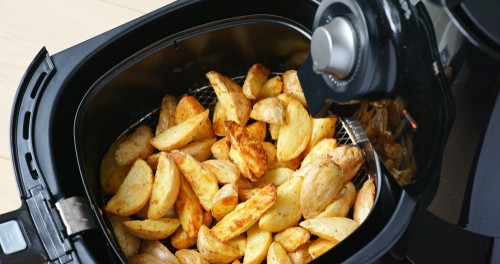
[115,125,155,166]
[172,151,219,211]
[301,138,338,168]
[267,241,292,264]
[212,184,239,221]
[178,137,217,162]
[175,249,210,264]
[250,97,286,124]
[260,177,303,232]
[269,123,281,140]
[261,142,277,165]
[207,71,251,126]
[212,137,231,160]
[100,136,131,194]
[175,174,203,237]
[123,218,180,240]
[277,99,311,161]
[226,235,247,259]
[326,146,364,183]
[175,96,215,141]
[213,101,228,136]
[300,217,359,243]
[140,240,180,264]
[274,227,310,253]
[353,178,375,225]
[252,168,294,188]
[198,225,241,264]
[203,211,213,227]
[316,182,356,219]
[276,93,294,109]
[148,152,181,220]
[105,159,153,216]
[210,184,277,242]
[253,76,283,102]
[233,260,242,264]
[151,109,209,151]
[282,70,307,108]
[171,226,198,249]
[147,152,161,172]
[129,254,176,264]
[109,215,140,260]
[166,207,178,219]
[236,176,253,190]
[246,121,267,142]
[135,200,150,220]
[238,187,262,202]
[243,63,271,99]
[303,117,337,157]
[308,238,337,259]
[203,159,240,184]
[287,242,313,264]
[268,156,302,171]
[243,223,272,264]
[156,95,178,136]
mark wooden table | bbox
[0,0,174,214]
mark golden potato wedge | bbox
[135,200,150,220]
[105,159,153,216]
[282,70,307,108]
[301,138,338,168]
[269,123,281,140]
[260,177,303,232]
[268,155,302,171]
[353,178,375,225]
[123,218,180,240]
[198,225,241,264]
[175,174,203,237]
[326,146,364,183]
[252,168,294,188]
[276,93,294,109]
[236,176,253,190]
[100,136,131,194]
[243,223,273,264]
[129,254,176,264]
[151,109,209,151]
[300,217,359,243]
[172,151,219,211]
[253,76,283,102]
[115,125,155,166]
[148,152,181,220]
[238,187,262,202]
[140,240,180,264]
[243,63,271,99]
[316,182,356,219]
[287,242,313,264]
[267,241,292,264]
[210,184,277,242]
[233,260,242,264]
[274,227,310,253]
[147,152,161,172]
[246,121,267,141]
[225,121,268,181]
[212,184,239,221]
[203,211,213,227]
[303,117,337,157]
[175,96,215,142]
[261,142,277,165]
[207,71,251,126]
[277,99,312,161]
[175,249,210,264]
[308,238,337,259]
[213,101,228,136]
[203,159,240,184]
[178,137,217,162]
[156,95,178,136]
[171,226,197,249]
[226,235,247,259]
[109,215,140,260]
[212,137,230,160]
[250,98,286,124]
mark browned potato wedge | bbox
[175,174,203,238]
[287,242,313,264]
[301,138,338,168]
[353,178,375,224]
[178,138,217,162]
[115,125,155,166]
[212,184,239,221]
[175,96,215,142]
[207,71,251,126]
[213,101,228,136]
[140,240,180,264]
[147,152,161,172]
[246,121,267,141]
[123,218,180,240]
[210,184,277,242]
[269,123,281,140]
[308,238,337,259]
[105,159,153,216]
[260,177,303,232]
[274,227,310,253]
[252,168,294,188]
[203,160,240,184]
[233,260,242,264]
[148,152,181,220]
[262,142,277,165]
[276,93,294,109]
[129,254,176,264]
[156,95,178,136]
[151,110,209,151]
[303,117,337,157]
[250,98,286,124]
[172,151,219,211]
[243,63,271,99]
[171,226,197,249]
[267,241,292,264]
[109,215,140,260]
[175,249,210,264]
[226,235,247,259]
[100,136,131,194]
[253,76,283,102]
[316,182,356,219]
[135,200,150,220]
[212,137,230,160]
[236,176,253,190]
[326,146,364,183]
[300,159,343,219]
[203,211,213,227]
[277,99,312,161]
[243,223,273,264]
[300,217,359,243]
[268,155,302,171]
[197,225,241,264]
[238,187,262,202]
[282,70,307,108]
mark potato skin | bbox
[326,146,364,183]
[277,99,311,161]
[213,101,228,136]
[316,182,356,219]
[178,137,217,162]
[128,254,173,264]
[300,217,359,243]
[203,159,240,184]
[115,125,155,166]
[288,242,313,264]
[197,225,241,264]
[175,249,210,264]
[211,184,239,221]
[267,241,292,264]
[156,95,178,136]
[250,97,286,124]
[140,240,180,264]
[282,70,307,108]
[353,178,375,224]
[243,63,270,99]
[148,152,181,220]
[100,136,131,194]
[123,218,181,240]
[109,215,140,260]
[175,174,203,238]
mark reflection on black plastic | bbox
[30,72,47,99]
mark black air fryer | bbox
[3,0,500,263]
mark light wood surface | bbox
[0,0,174,214]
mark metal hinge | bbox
[55,197,98,235]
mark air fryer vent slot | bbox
[23,111,31,140]
[25,153,39,180]
[30,72,47,99]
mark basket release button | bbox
[0,220,27,255]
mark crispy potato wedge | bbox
[172,151,219,211]
[300,217,359,243]
[207,71,251,126]
[175,96,215,142]
[115,125,155,166]
[175,174,203,237]
[282,70,307,108]
[203,159,240,184]
[267,241,292,264]
[129,254,176,264]
[243,63,271,99]
[268,155,302,171]
[178,137,217,162]
[151,109,209,151]
[226,235,247,259]
[316,182,356,219]
[198,225,241,264]
[212,184,239,221]
[175,249,210,264]
[301,138,338,168]
[253,76,283,102]
[274,227,310,253]
[140,240,180,264]
[246,121,267,141]
[148,152,181,220]
[170,210,212,249]
[326,146,364,183]
[250,97,286,124]
[109,215,140,260]
[238,187,262,202]
[260,177,303,232]
[303,117,337,157]
[156,95,178,136]
[210,184,277,242]
[213,101,228,136]
[353,178,375,225]
[262,142,277,165]
[236,176,253,190]
[105,159,153,216]
[287,242,313,264]
[243,223,273,264]
[277,99,312,161]
[147,152,161,172]
[212,137,231,160]
[123,218,180,240]
[308,238,337,259]
[276,93,294,109]
[100,136,131,194]
[252,168,294,188]
[269,123,281,140]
